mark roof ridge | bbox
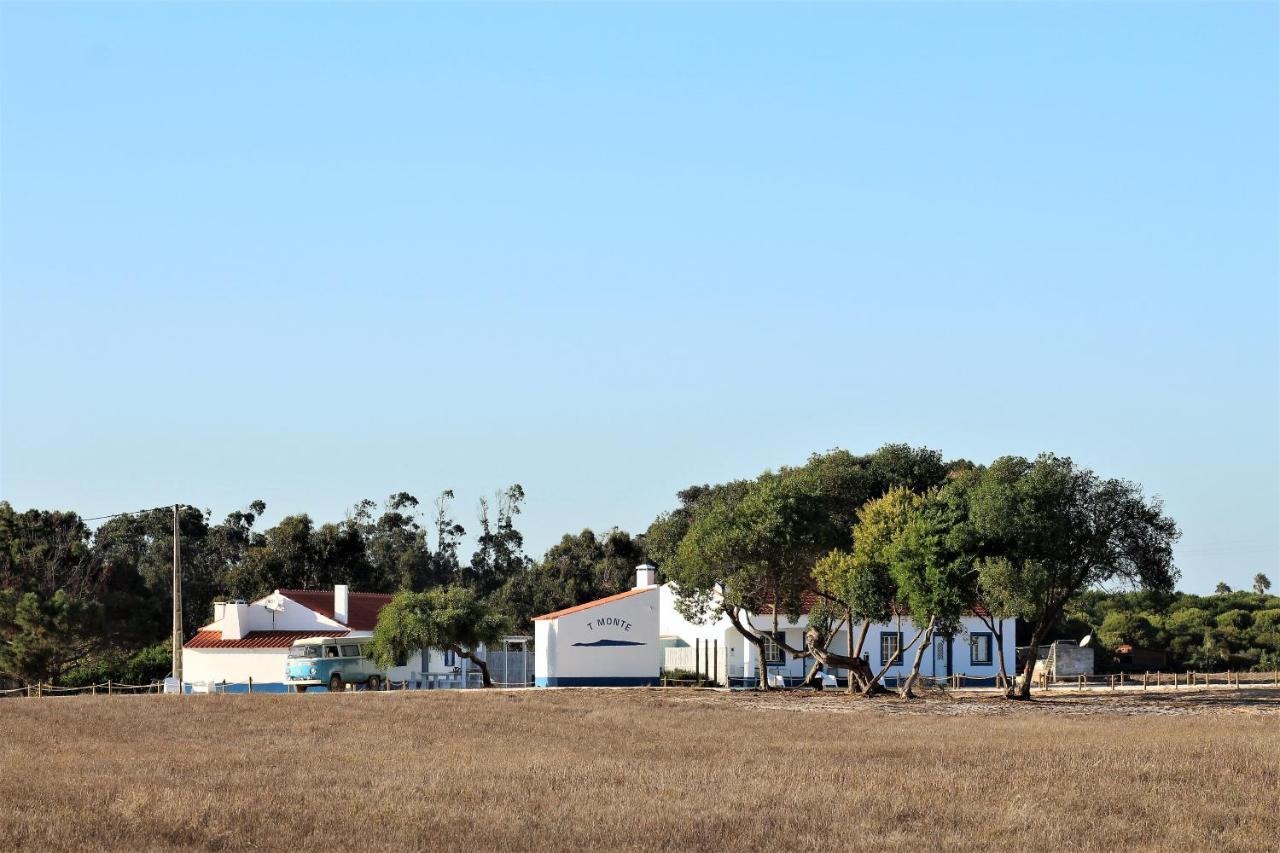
[533,586,654,621]
[278,588,392,596]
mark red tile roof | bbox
[278,589,393,630]
[533,586,655,621]
[184,630,348,649]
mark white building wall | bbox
[658,584,1016,686]
[185,648,293,687]
[535,588,660,686]
[185,648,426,691]
[201,595,345,638]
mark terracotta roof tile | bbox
[533,587,655,621]
[184,630,348,650]
[277,589,393,630]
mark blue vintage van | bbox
[285,636,387,692]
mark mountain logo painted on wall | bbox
[571,639,647,647]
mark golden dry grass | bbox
[2,688,1278,851]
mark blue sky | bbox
[1,2,1275,593]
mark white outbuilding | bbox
[534,565,661,687]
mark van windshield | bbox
[289,645,321,659]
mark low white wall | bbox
[185,648,290,686]
[185,648,425,687]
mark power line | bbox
[81,506,173,523]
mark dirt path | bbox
[654,685,1280,717]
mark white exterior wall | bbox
[185,647,425,691]
[535,587,660,686]
[201,595,346,639]
[185,648,294,687]
[658,584,1016,685]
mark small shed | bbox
[534,566,661,687]
[1031,640,1095,681]
[1113,644,1168,672]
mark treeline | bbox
[1069,587,1279,673]
[2,443,1275,692]
[0,479,654,686]
[0,488,537,685]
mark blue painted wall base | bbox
[535,676,660,687]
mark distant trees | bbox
[495,527,645,632]
[1069,588,1280,672]
[6,443,1273,696]
[1215,582,1233,595]
[0,486,524,686]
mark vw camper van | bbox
[285,636,386,691]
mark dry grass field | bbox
[2,688,1278,852]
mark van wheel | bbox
[328,674,343,692]
[366,675,382,692]
[296,685,308,694]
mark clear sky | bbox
[1,2,1276,593]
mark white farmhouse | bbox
[659,587,1016,688]
[534,566,661,687]
[183,584,470,691]
[534,565,1017,688]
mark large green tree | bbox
[969,454,1180,699]
[369,586,508,686]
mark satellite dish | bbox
[1080,634,1092,647]
[263,593,286,613]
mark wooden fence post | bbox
[248,677,254,695]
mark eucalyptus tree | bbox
[467,486,532,597]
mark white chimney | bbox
[222,600,250,640]
[334,584,350,626]
[635,563,657,589]
[212,601,226,622]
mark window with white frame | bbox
[763,632,786,665]
[969,632,994,666]
[443,649,457,667]
[880,631,902,668]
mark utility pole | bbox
[172,503,183,683]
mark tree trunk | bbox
[801,659,824,689]
[804,625,886,696]
[1010,620,1052,700]
[898,617,936,699]
[993,622,1010,689]
[725,606,772,691]
[454,645,491,687]
[845,609,857,695]
[975,613,1010,690]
